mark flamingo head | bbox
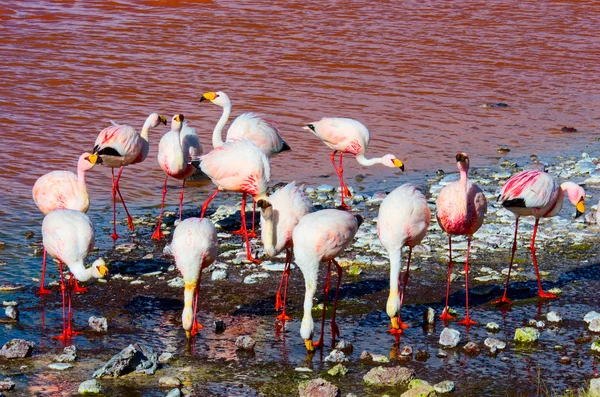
[171,114,184,132]
[456,152,470,173]
[561,182,585,218]
[147,113,168,128]
[90,258,109,279]
[300,315,315,352]
[381,154,405,170]
[80,152,102,171]
[200,91,230,108]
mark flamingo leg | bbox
[178,179,186,222]
[330,259,343,342]
[240,193,261,264]
[114,166,134,232]
[53,262,69,341]
[37,248,51,295]
[73,278,88,294]
[313,261,331,349]
[190,270,203,336]
[276,248,293,321]
[249,200,258,238]
[396,246,412,329]
[494,217,519,305]
[232,198,258,238]
[440,236,455,321]
[110,168,120,240]
[532,219,556,299]
[458,237,478,325]
[151,175,168,240]
[330,151,351,210]
[200,189,220,218]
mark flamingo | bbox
[293,209,362,351]
[377,184,430,335]
[152,114,203,240]
[191,139,270,264]
[169,217,218,339]
[42,209,108,341]
[256,181,314,321]
[303,118,404,210]
[495,170,585,303]
[436,153,487,325]
[200,91,290,237]
[32,152,101,295]
[93,113,167,240]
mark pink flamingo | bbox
[192,139,270,264]
[257,181,314,322]
[436,153,487,325]
[42,209,108,341]
[200,91,290,238]
[169,218,218,339]
[152,114,203,240]
[93,113,166,240]
[293,209,362,351]
[378,184,430,335]
[32,153,101,295]
[495,170,585,303]
[304,118,404,210]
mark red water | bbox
[1,1,599,239]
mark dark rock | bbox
[92,343,158,378]
[215,320,225,333]
[497,147,511,154]
[463,341,481,355]
[559,356,571,364]
[235,336,256,351]
[88,316,108,332]
[0,339,34,359]
[415,350,430,362]
[363,366,415,386]
[298,378,340,397]
[561,126,577,133]
[334,339,353,354]
[24,231,34,239]
[0,379,15,391]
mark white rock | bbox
[324,349,347,363]
[78,379,102,394]
[243,273,270,284]
[589,318,600,333]
[439,328,461,348]
[48,363,72,370]
[584,311,600,323]
[546,311,562,323]
[484,338,506,354]
[168,277,185,288]
[211,269,227,281]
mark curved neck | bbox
[261,207,276,256]
[459,168,469,187]
[77,166,88,191]
[212,103,231,148]
[388,249,402,294]
[69,262,93,282]
[140,118,152,141]
[356,154,383,167]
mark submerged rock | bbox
[78,379,102,394]
[235,336,256,351]
[48,363,72,370]
[363,366,415,386]
[327,364,348,376]
[159,376,182,388]
[0,339,34,359]
[463,341,481,355]
[415,350,430,362]
[434,380,455,394]
[514,327,540,343]
[324,349,347,363]
[93,343,158,378]
[56,345,77,362]
[484,338,507,354]
[298,378,340,397]
[166,389,182,397]
[88,316,108,332]
[439,328,460,348]
[4,306,18,321]
[546,311,562,323]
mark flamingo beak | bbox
[456,153,467,162]
[200,92,217,102]
[390,317,400,330]
[392,158,405,171]
[88,154,100,165]
[575,199,585,218]
[98,265,109,277]
[185,330,191,339]
[304,339,315,352]
[159,115,167,125]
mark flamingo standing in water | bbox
[152,114,203,240]
[495,170,585,303]
[200,91,290,237]
[257,181,314,321]
[378,184,430,335]
[191,139,270,264]
[32,152,101,295]
[304,118,404,209]
[93,113,167,240]
[436,153,487,325]
[169,218,218,339]
[42,209,108,341]
[293,209,362,351]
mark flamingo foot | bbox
[37,287,52,296]
[331,320,340,339]
[492,296,513,305]
[67,328,82,338]
[457,317,478,326]
[151,227,164,241]
[276,312,292,322]
[52,332,71,342]
[233,228,258,238]
[439,307,455,321]
[72,285,88,294]
[538,291,557,299]
[313,338,324,349]
[110,232,120,241]
[387,327,404,336]
[275,293,283,311]
[127,217,135,232]
[191,320,203,337]
[338,203,351,211]
[247,255,261,265]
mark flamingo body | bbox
[158,117,203,180]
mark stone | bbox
[243,273,269,284]
[158,352,175,363]
[0,283,25,292]
[325,349,347,363]
[484,338,507,354]
[159,376,182,388]
[371,354,389,363]
[589,318,600,333]
[48,363,72,370]
[93,343,158,378]
[546,311,562,323]
[295,367,313,373]
[56,345,77,362]
[211,269,227,281]
[88,316,108,332]
[4,306,18,321]
[485,322,500,332]
[415,350,430,362]
[327,364,348,376]
[408,379,432,389]
[0,379,15,392]
[334,339,353,354]
[298,378,340,397]
[463,341,480,355]
[363,366,415,386]
[400,345,413,357]
[590,378,600,396]
[584,311,600,323]
[439,328,460,348]
[78,379,102,394]
[166,389,182,397]
[514,327,540,343]
[423,307,435,324]
[401,384,437,397]
[434,380,455,394]
[235,336,256,351]
[559,356,571,364]
[591,341,600,353]
[359,351,372,361]
[0,339,34,359]
[168,277,185,288]
[215,320,226,333]
[436,350,447,358]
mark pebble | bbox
[243,273,270,284]
[168,277,185,288]
[142,271,162,277]
[463,341,480,355]
[484,338,507,354]
[294,367,313,372]
[546,311,562,323]
[485,322,500,332]
[78,379,102,394]
[159,376,182,388]
[130,280,145,285]
[439,328,461,348]
[5,306,18,321]
[514,327,540,343]
[559,356,571,364]
[235,336,256,351]
[584,311,600,323]
[415,350,430,361]
[589,318,600,333]
[434,380,455,394]
[324,349,347,363]
[211,269,228,281]
[88,316,108,332]
[48,363,72,370]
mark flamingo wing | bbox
[498,170,557,209]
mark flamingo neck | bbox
[356,154,383,167]
[68,262,93,282]
[261,207,277,257]
[212,102,231,148]
[459,168,469,189]
[76,165,88,191]
[182,282,195,334]
[386,248,402,318]
[139,118,154,162]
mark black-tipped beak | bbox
[456,153,467,162]
[575,209,584,219]
[189,159,201,169]
[199,96,206,102]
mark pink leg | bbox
[178,179,186,222]
[240,193,261,264]
[200,189,220,218]
[532,219,556,299]
[330,259,343,342]
[190,271,203,336]
[313,261,331,349]
[397,247,412,329]
[440,236,455,321]
[458,237,477,325]
[114,166,134,232]
[494,217,519,305]
[73,278,88,294]
[151,175,168,240]
[65,276,81,338]
[38,248,51,295]
[110,169,120,240]
[275,248,292,321]
[330,151,351,210]
[53,262,69,341]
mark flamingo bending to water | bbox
[93,113,166,240]
[169,218,218,339]
[257,181,314,321]
[293,209,362,351]
[42,209,108,341]
[378,184,430,335]
[303,117,404,209]
[152,114,203,240]
[32,152,101,295]
[495,170,585,303]
[436,153,487,325]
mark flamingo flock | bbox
[30,90,588,351]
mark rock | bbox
[484,338,507,354]
[436,349,447,358]
[168,277,185,288]
[166,389,182,397]
[561,126,577,133]
[371,354,389,363]
[78,379,102,394]
[591,341,600,353]
[334,339,353,354]
[401,384,436,397]
[434,380,455,394]
[363,366,415,386]
[423,307,435,324]
[359,351,372,361]
[463,341,480,355]
[88,316,108,332]
[439,328,460,348]
[400,345,413,357]
[528,319,545,329]
[514,327,540,343]
[159,376,182,388]
[235,336,256,351]
[415,350,430,362]
[56,345,77,362]
[0,339,34,359]
[324,349,347,363]
[48,363,72,370]
[589,318,600,333]
[2,301,17,306]
[408,379,432,389]
[485,322,500,332]
[0,283,25,292]
[158,352,175,363]
[211,269,227,281]
[243,273,269,284]
[327,364,348,376]
[295,367,313,373]
[215,320,226,333]
[93,343,158,378]
[546,311,562,323]
[0,379,15,392]
[298,378,340,397]
[584,311,600,323]
[590,378,600,396]
[4,306,18,321]
[559,356,571,364]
